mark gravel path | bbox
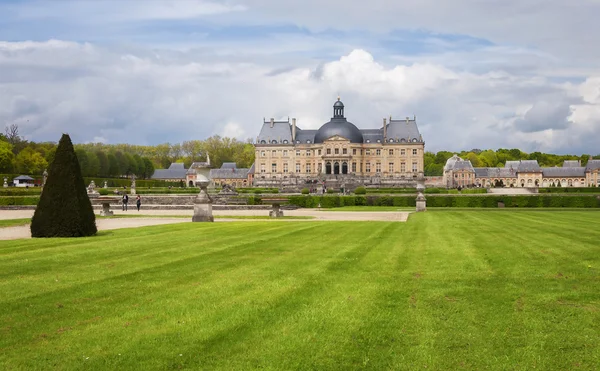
[0,209,410,240]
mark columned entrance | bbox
[334,162,340,174]
[325,162,332,174]
[342,162,348,174]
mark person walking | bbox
[122,193,129,211]
[136,195,141,212]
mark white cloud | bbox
[0,40,598,154]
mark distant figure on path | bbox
[136,195,141,211]
[122,194,129,211]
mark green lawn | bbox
[1,211,599,370]
[0,218,31,227]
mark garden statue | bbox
[3,177,7,188]
[103,181,108,189]
[42,169,48,189]
[87,180,99,196]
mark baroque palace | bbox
[253,97,425,189]
[444,154,600,188]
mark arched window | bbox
[271,140,277,144]
[342,162,348,174]
[283,140,288,144]
[325,162,332,175]
[412,138,418,142]
[306,140,311,143]
[334,162,340,174]
[389,139,394,143]
[260,140,266,144]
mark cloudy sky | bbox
[1,0,599,154]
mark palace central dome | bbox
[314,98,364,144]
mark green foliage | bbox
[287,195,600,209]
[30,134,97,237]
[354,186,366,194]
[15,147,48,174]
[0,141,15,172]
[0,196,39,205]
[0,187,41,196]
[301,188,309,195]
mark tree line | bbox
[2,124,598,178]
[0,125,255,178]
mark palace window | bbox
[389,162,394,173]
[327,148,331,155]
[353,149,357,155]
[400,162,406,172]
[261,151,265,157]
[283,163,288,173]
[335,148,339,155]
[318,149,322,155]
[283,140,288,144]
[260,163,266,173]
[376,149,381,156]
[401,149,406,155]
[306,150,310,156]
[389,149,394,156]
[283,150,288,157]
[343,148,347,155]
[296,163,301,173]
[352,162,356,172]
[376,162,381,173]
[296,150,301,156]
[366,150,371,155]
[306,163,311,173]
[413,149,418,155]
[272,163,277,172]
[272,150,276,156]
[412,162,418,172]
[366,163,371,173]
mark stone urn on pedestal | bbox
[192,174,214,222]
[415,173,427,212]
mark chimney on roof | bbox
[292,118,296,142]
[383,118,387,139]
[406,117,410,123]
[270,118,274,128]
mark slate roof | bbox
[518,160,542,172]
[486,167,517,178]
[361,129,383,143]
[209,163,250,180]
[542,167,586,177]
[474,168,489,177]
[563,160,581,167]
[257,120,293,144]
[221,162,237,169]
[248,163,255,175]
[295,128,317,143]
[209,168,250,179]
[386,119,422,143]
[585,160,600,171]
[504,161,520,169]
[152,162,188,180]
[453,160,474,171]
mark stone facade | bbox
[444,155,600,188]
[253,98,425,189]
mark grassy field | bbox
[1,211,599,370]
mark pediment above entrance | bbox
[324,135,349,142]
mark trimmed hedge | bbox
[287,195,600,208]
[538,187,600,193]
[0,196,40,205]
[0,188,42,196]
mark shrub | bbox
[98,189,109,196]
[30,134,97,237]
[354,186,366,195]
[301,188,309,195]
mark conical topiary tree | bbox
[31,134,97,237]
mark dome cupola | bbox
[314,97,363,143]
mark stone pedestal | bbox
[192,183,214,222]
[269,203,284,218]
[3,177,7,188]
[416,193,427,212]
[100,202,114,216]
[415,172,427,212]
